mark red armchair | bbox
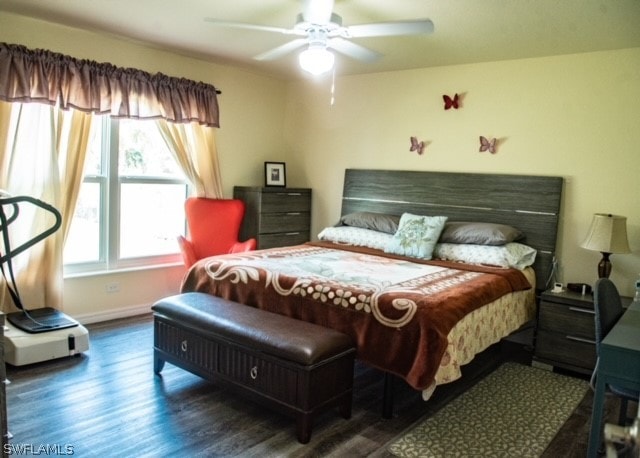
[177,197,256,268]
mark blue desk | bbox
[587,305,640,457]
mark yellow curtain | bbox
[156,119,223,198]
[0,103,10,174]
[0,101,92,312]
[56,109,93,247]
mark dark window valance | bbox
[0,43,220,127]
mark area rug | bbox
[387,362,589,458]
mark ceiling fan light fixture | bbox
[298,46,334,75]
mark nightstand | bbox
[534,289,632,374]
[233,186,311,249]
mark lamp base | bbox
[598,252,612,278]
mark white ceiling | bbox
[1,0,640,80]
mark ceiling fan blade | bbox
[345,19,434,38]
[302,0,334,24]
[204,18,297,35]
[328,38,382,62]
[254,39,309,61]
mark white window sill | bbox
[64,261,184,280]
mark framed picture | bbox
[264,161,286,187]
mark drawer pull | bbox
[250,366,258,380]
[286,212,302,216]
[568,307,595,315]
[181,340,188,352]
[566,335,596,345]
[285,232,301,236]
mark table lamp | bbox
[581,213,631,278]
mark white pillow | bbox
[318,226,393,251]
[433,242,537,270]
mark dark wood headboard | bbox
[340,169,564,291]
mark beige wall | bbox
[2,12,639,322]
[283,48,640,296]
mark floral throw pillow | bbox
[385,213,448,259]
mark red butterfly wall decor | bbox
[410,136,425,155]
[479,136,497,154]
[443,94,459,110]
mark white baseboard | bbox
[73,303,153,325]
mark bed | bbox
[180,169,563,404]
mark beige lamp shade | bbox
[581,213,631,254]
[581,213,631,278]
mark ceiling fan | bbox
[204,0,434,75]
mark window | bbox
[64,117,188,273]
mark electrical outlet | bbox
[105,282,120,294]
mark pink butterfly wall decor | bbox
[479,136,497,154]
[443,94,459,110]
[410,136,425,155]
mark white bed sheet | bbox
[423,267,536,400]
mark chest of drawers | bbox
[233,186,311,249]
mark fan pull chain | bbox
[330,66,336,106]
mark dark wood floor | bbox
[3,314,623,457]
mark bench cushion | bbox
[151,292,354,366]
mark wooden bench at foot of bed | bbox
[152,292,356,444]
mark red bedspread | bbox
[180,242,531,390]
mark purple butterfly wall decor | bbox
[479,136,497,154]
[410,136,425,155]
[443,94,459,110]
